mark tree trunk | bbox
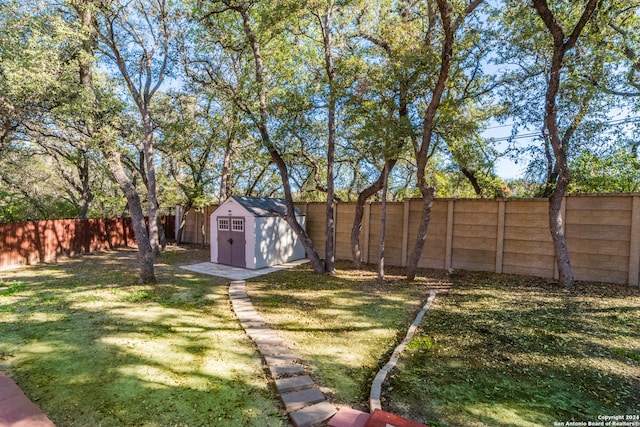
[406,0,456,281]
[532,0,599,287]
[549,181,572,286]
[104,148,156,283]
[77,154,93,219]
[377,164,389,282]
[176,202,193,244]
[220,107,237,201]
[321,4,336,275]
[461,167,483,196]
[239,5,325,273]
[351,158,397,268]
[220,132,233,201]
[158,212,167,251]
[406,186,435,281]
[74,0,155,284]
[142,110,160,257]
[269,147,325,274]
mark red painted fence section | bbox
[0,216,175,268]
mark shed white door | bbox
[217,217,246,267]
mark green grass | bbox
[0,281,27,296]
[0,247,287,427]
[247,265,446,410]
[2,249,639,427]
[248,266,640,426]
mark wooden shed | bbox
[210,196,307,269]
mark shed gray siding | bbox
[254,215,306,269]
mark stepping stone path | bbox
[228,280,337,427]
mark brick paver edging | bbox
[369,290,437,411]
[228,280,337,427]
[0,373,56,427]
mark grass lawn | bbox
[0,247,288,426]
[2,248,639,427]
[385,273,640,427]
[246,263,446,410]
[248,265,640,427]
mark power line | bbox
[486,116,640,143]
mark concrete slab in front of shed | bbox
[179,259,309,280]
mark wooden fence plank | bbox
[181,194,640,285]
[0,216,173,268]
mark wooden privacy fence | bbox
[180,194,640,286]
[0,216,175,268]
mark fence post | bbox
[363,203,371,264]
[445,200,454,271]
[495,200,506,274]
[629,196,640,286]
[333,202,338,253]
[401,200,410,267]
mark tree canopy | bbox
[1,0,639,281]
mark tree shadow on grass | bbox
[0,249,289,427]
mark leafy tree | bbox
[570,146,640,192]
[154,91,245,242]
[406,0,485,281]
[95,0,179,256]
[68,0,157,283]
[0,0,112,220]
[311,0,339,274]
[346,0,423,268]
[521,0,600,287]
[194,0,326,273]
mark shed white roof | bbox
[230,196,305,218]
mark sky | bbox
[483,122,531,181]
[487,111,640,181]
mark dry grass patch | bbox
[386,272,640,427]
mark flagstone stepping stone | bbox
[228,280,335,427]
[255,337,286,346]
[281,388,326,412]
[258,345,290,356]
[241,321,266,328]
[289,401,337,427]
[269,364,306,378]
[274,375,315,393]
